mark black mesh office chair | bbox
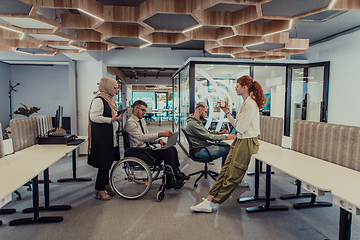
[181,128,220,187]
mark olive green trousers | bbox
[209,137,259,204]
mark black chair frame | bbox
[181,128,220,188]
[118,130,177,200]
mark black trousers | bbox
[95,169,110,191]
[149,146,180,173]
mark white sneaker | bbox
[190,199,213,213]
[202,198,218,211]
[238,181,249,188]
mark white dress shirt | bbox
[124,114,159,148]
[90,97,119,147]
[227,96,260,139]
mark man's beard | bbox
[200,115,205,120]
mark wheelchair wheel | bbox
[156,191,165,202]
[110,157,152,200]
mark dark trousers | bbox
[95,169,110,191]
[149,146,180,173]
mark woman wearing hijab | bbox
[88,77,123,200]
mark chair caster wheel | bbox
[156,191,165,201]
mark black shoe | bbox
[173,179,184,189]
[177,171,190,180]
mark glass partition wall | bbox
[173,61,329,153]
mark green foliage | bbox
[14,103,40,117]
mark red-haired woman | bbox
[191,75,266,213]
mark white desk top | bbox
[226,139,360,214]
[0,137,87,203]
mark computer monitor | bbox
[54,106,63,130]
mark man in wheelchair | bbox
[124,100,189,190]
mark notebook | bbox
[165,131,179,149]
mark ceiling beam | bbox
[107,67,127,84]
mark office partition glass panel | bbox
[194,64,250,131]
[254,66,286,119]
[179,65,190,151]
[173,74,180,132]
[289,66,325,136]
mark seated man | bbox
[124,100,188,189]
[185,102,236,166]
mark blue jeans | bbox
[194,142,230,166]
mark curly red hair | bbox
[237,75,266,109]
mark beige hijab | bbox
[88,77,119,152]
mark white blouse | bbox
[227,96,260,139]
[90,98,119,147]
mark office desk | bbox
[0,138,87,225]
[0,148,66,225]
[226,139,360,240]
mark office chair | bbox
[181,128,220,187]
[144,107,154,125]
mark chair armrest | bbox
[126,147,152,153]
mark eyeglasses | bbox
[138,107,146,112]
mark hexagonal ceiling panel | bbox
[247,43,285,51]
[96,0,146,6]
[0,0,358,60]
[107,37,146,46]
[262,0,331,17]
[143,13,198,30]
[205,3,250,12]
[0,0,32,14]
[29,34,70,42]
[17,48,55,54]
[0,17,55,29]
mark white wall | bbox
[304,30,360,126]
[0,62,11,132]
[10,65,70,119]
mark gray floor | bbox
[1,121,359,240]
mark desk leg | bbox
[246,164,288,213]
[293,194,332,209]
[238,159,275,203]
[23,168,71,213]
[57,149,92,182]
[247,161,274,176]
[280,179,312,200]
[339,208,352,240]
[9,176,63,226]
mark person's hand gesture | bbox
[227,133,236,140]
[220,102,229,114]
[219,129,228,134]
[111,114,122,122]
[159,130,172,138]
[159,139,166,148]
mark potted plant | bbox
[14,103,40,117]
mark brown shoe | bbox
[105,185,117,196]
[95,190,111,200]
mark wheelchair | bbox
[110,130,177,201]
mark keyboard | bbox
[67,139,85,146]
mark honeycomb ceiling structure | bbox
[0,0,359,60]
